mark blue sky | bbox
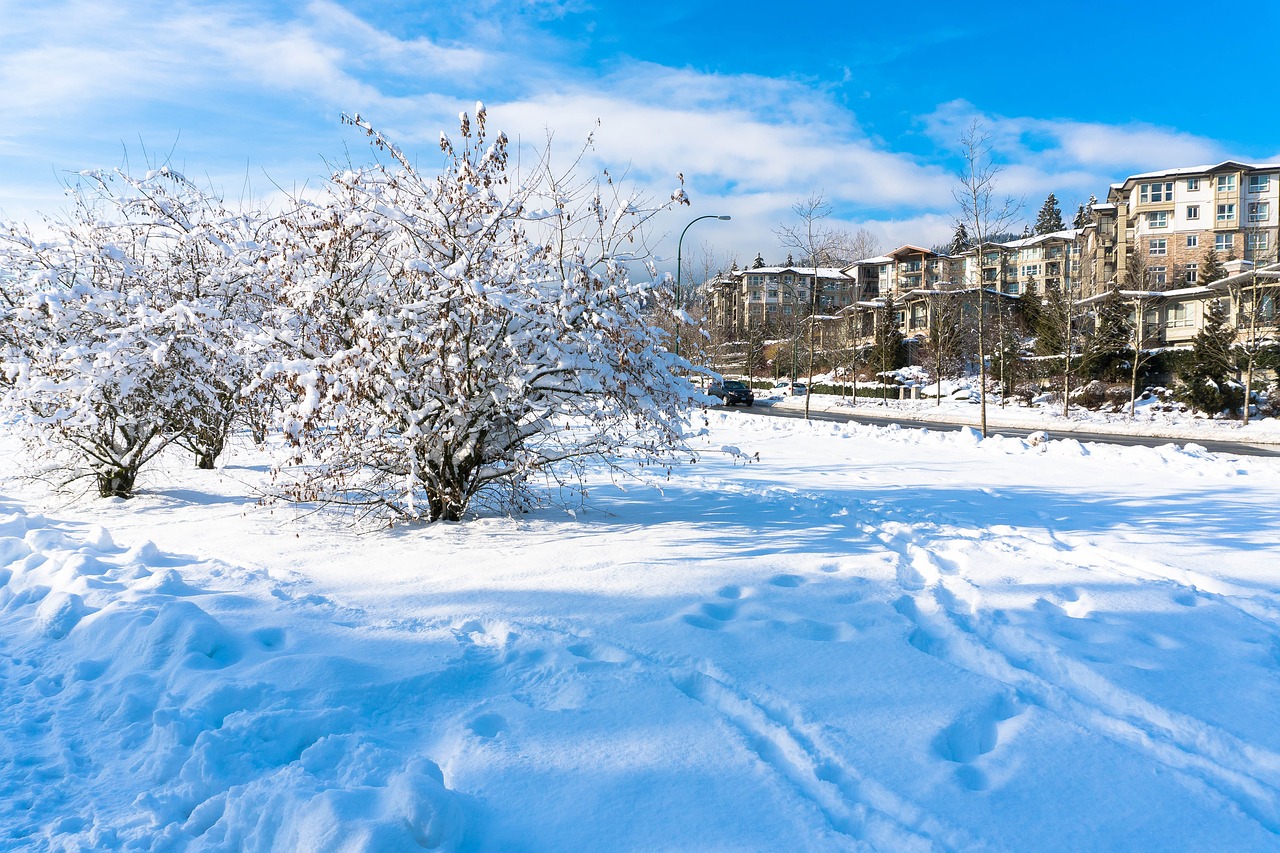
[3,0,1278,270]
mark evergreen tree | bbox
[1019,277,1044,345]
[752,253,766,269]
[1072,203,1087,229]
[1200,247,1227,284]
[1177,298,1241,415]
[1021,224,1032,238]
[947,221,970,256]
[1034,193,1065,235]
[1086,194,1097,217]
[1084,285,1133,381]
[1035,280,1068,357]
[870,297,907,382]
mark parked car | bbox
[773,381,808,397]
[709,379,755,406]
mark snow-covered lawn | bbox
[3,414,1280,850]
[763,386,1280,444]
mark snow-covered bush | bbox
[260,107,700,522]
[0,170,272,495]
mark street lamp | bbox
[675,214,731,359]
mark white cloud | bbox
[0,2,1262,273]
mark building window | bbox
[1186,205,1200,220]
[1186,234,1199,248]
[1168,303,1192,327]
[766,304,776,312]
[1248,175,1270,194]
[767,288,778,299]
[1185,263,1198,284]
[1248,202,1270,223]
[782,274,793,284]
[1139,182,1174,203]
[1247,232,1270,253]
[750,290,763,301]
[1216,233,1234,252]
[1146,210,1168,228]
[1149,238,1167,256]
[1021,264,1041,277]
[1217,203,1236,222]
[797,291,808,303]
[1186,178,1200,191]
[1150,265,1167,286]
[748,275,764,286]
[782,305,793,315]
[1217,174,1237,192]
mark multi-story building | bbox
[1091,161,1279,294]
[706,162,1279,362]
[954,230,1082,295]
[707,262,857,335]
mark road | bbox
[728,403,1280,458]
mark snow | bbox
[3,413,1280,849]
[762,386,1280,444]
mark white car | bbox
[773,381,808,396]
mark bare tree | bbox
[833,228,883,264]
[1228,224,1279,424]
[1126,290,1161,418]
[954,122,1019,436]
[775,193,846,419]
[680,241,735,373]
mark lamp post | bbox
[675,214,731,359]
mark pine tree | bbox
[870,297,907,386]
[1200,247,1227,284]
[947,221,970,256]
[1084,285,1133,381]
[1034,193,1065,235]
[1036,280,1071,358]
[1019,277,1044,343]
[1072,203,1086,229]
[1177,298,1241,415]
[752,253,765,269]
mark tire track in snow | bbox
[869,512,1280,835]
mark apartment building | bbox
[1089,161,1279,294]
[708,262,857,335]
[954,230,1082,295]
[705,162,1278,357]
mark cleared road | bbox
[729,403,1280,458]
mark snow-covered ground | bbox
[3,414,1280,850]
[760,384,1280,444]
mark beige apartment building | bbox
[1084,161,1279,294]
[706,161,1278,360]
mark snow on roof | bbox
[734,266,852,278]
[1121,161,1280,184]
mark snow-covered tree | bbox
[0,170,272,494]
[260,107,701,523]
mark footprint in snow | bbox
[467,713,506,739]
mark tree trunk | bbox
[96,466,138,498]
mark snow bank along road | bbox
[2,415,1280,850]
[740,398,1280,457]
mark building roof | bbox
[1119,161,1280,186]
[1000,228,1083,249]
[732,266,853,279]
